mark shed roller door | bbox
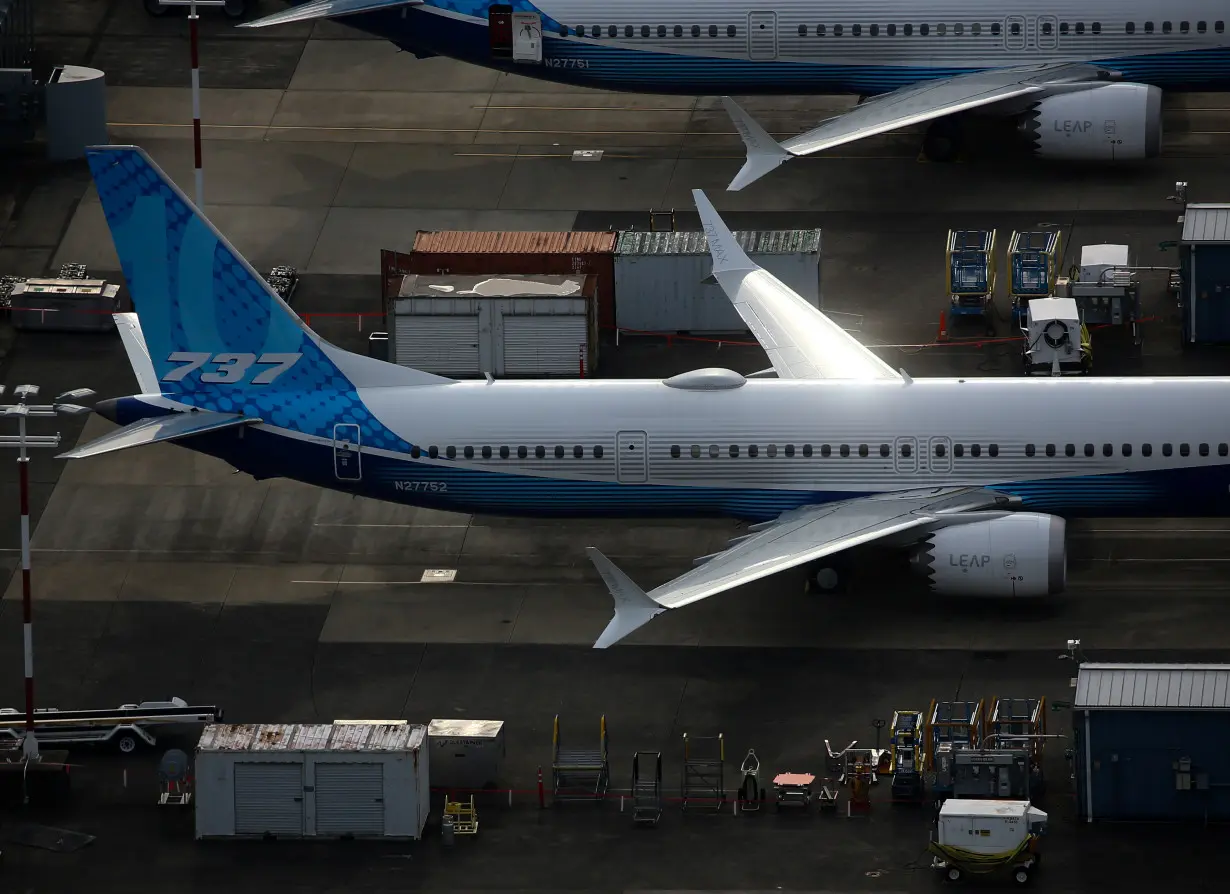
[234,762,304,836]
[503,315,587,376]
[395,315,479,376]
[314,762,385,836]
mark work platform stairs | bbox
[681,732,726,811]
[630,751,663,825]
[551,714,610,802]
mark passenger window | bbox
[429,446,439,458]
[1180,443,1191,456]
[798,24,807,36]
[904,23,913,35]
[768,444,778,458]
[709,445,719,458]
[1060,22,1069,34]
[972,22,980,35]
[463,446,474,459]
[640,25,649,37]
[708,24,717,37]
[1025,444,1035,457]
[535,446,545,459]
[594,445,604,459]
[576,26,586,36]
[1142,444,1152,457]
[658,25,666,37]
[411,446,421,459]
[1162,443,1172,456]
[1126,22,1135,34]
[954,443,964,458]
[990,22,1000,35]
[1084,444,1094,457]
[803,444,814,458]
[920,23,929,35]
[989,444,999,457]
[575,445,585,459]
[856,444,867,457]
[1045,444,1056,457]
[727,25,736,37]
[840,444,851,458]
[482,446,492,459]
[970,444,981,457]
[879,444,890,457]
[834,24,843,36]
[1065,444,1075,457]
[818,24,826,36]
[1092,21,1100,34]
[954,23,963,35]
[1197,21,1207,33]
[608,25,616,37]
[1217,22,1226,34]
[821,444,831,458]
[674,25,682,37]
[624,25,633,37]
[689,445,700,459]
[1145,21,1154,33]
[1163,21,1172,33]
[1010,21,1020,35]
[691,25,700,36]
[1200,443,1210,456]
[1122,444,1132,457]
[749,445,759,458]
[1076,22,1085,35]
[1220,444,1229,457]
[901,443,912,458]
[671,445,680,458]
[446,446,456,459]
[500,446,510,459]
[853,24,862,36]
[1181,21,1190,33]
[1102,444,1112,457]
[729,444,739,458]
[1041,21,1052,34]
[785,444,796,457]
[871,24,879,36]
[517,446,527,458]
[934,443,946,458]
[936,23,945,36]
[888,24,896,36]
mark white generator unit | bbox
[931,799,1047,883]
[1079,244,1131,285]
[1024,297,1088,376]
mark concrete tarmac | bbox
[2,3,1230,890]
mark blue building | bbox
[1074,663,1230,822]
[1180,204,1230,344]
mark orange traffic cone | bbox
[937,310,949,343]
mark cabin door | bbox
[747,12,778,60]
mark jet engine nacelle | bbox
[1022,82,1162,160]
[909,513,1067,598]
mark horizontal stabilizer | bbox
[240,0,423,28]
[586,547,667,648]
[723,97,793,192]
[57,411,260,460]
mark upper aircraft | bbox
[72,145,1230,649]
[242,1,1230,187]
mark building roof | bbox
[1075,663,1230,710]
[198,722,426,752]
[615,229,822,256]
[397,273,592,298]
[411,231,616,255]
[1181,204,1230,243]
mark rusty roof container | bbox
[411,230,616,255]
[197,722,426,752]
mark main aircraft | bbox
[241,1,1230,187]
[70,146,1230,648]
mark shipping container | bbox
[427,719,505,791]
[194,722,429,840]
[1074,663,1230,821]
[389,273,598,378]
[384,230,618,330]
[1179,205,1230,344]
[613,229,821,333]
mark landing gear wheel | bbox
[805,558,849,595]
[923,119,963,162]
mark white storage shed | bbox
[388,273,599,378]
[613,229,822,332]
[194,722,429,841]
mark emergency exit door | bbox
[747,12,777,60]
[616,431,648,483]
[333,423,361,481]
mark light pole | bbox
[158,0,228,210]
[0,385,94,760]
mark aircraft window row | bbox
[798,23,1004,37]
[1126,21,1226,34]
[1022,442,1228,458]
[411,445,605,460]
[577,24,737,38]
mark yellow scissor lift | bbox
[1008,230,1063,325]
[923,699,984,805]
[889,710,925,804]
[946,229,998,321]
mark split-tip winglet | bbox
[721,96,792,191]
[586,547,667,649]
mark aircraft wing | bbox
[240,0,423,28]
[589,487,1016,647]
[724,62,1116,190]
[693,188,900,380]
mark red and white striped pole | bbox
[18,413,35,760]
[189,3,204,208]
